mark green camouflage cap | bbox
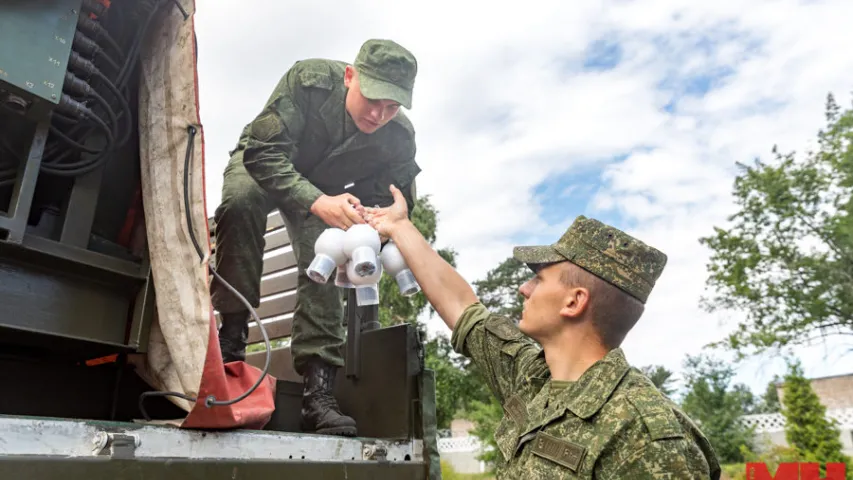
[513,216,667,303]
[354,39,417,109]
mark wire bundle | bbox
[36,0,168,178]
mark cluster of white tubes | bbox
[306,224,420,306]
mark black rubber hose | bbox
[138,125,272,420]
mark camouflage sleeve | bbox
[607,439,712,479]
[450,302,547,404]
[241,63,324,212]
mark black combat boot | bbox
[300,360,357,437]
[218,312,249,363]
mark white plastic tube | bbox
[380,241,420,296]
[342,224,381,278]
[334,261,354,288]
[346,257,382,306]
[307,228,347,284]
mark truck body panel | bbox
[0,0,441,477]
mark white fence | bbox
[740,407,853,433]
[437,408,853,473]
[437,435,484,453]
[740,407,853,455]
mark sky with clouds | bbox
[193,0,853,396]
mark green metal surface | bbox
[419,369,443,480]
[263,324,423,439]
[0,457,428,480]
[0,255,137,351]
[0,0,83,118]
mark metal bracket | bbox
[362,443,388,462]
[92,432,140,459]
[0,119,49,244]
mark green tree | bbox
[424,335,473,429]
[679,353,756,464]
[698,93,853,358]
[755,376,782,414]
[640,364,676,396]
[473,257,528,320]
[378,194,457,328]
[780,360,852,477]
[459,256,534,468]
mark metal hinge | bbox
[92,432,140,459]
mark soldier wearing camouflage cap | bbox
[363,187,722,479]
[211,39,421,437]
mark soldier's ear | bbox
[560,286,590,320]
[344,65,355,88]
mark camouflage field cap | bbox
[354,39,417,109]
[513,216,668,303]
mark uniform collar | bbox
[555,348,631,419]
[319,83,349,144]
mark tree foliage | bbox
[378,194,457,328]
[472,257,528,320]
[423,335,487,429]
[699,93,853,357]
[679,353,756,464]
[640,364,677,396]
[756,375,782,414]
[780,360,852,476]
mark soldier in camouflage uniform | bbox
[211,39,420,437]
[364,186,722,479]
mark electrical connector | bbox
[62,72,94,98]
[68,51,100,78]
[57,94,91,119]
[72,31,101,58]
[81,0,108,17]
[77,14,110,41]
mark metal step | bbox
[0,414,425,472]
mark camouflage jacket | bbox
[233,58,420,214]
[451,302,722,479]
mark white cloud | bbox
[194,0,853,393]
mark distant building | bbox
[776,372,853,410]
[744,372,853,455]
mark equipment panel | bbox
[0,0,83,118]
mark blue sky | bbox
[195,0,853,398]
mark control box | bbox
[0,0,83,120]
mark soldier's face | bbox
[518,263,590,341]
[344,66,400,134]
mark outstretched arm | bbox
[364,185,477,330]
[365,186,548,404]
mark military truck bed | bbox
[0,415,427,479]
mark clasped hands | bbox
[309,185,409,240]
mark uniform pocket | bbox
[493,416,520,461]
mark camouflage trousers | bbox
[211,152,345,375]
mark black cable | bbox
[41,96,115,176]
[138,125,271,421]
[92,70,133,147]
[88,88,119,140]
[77,14,125,61]
[73,30,121,74]
[48,125,104,154]
[81,0,108,18]
[97,51,121,73]
[117,2,162,89]
[169,0,189,20]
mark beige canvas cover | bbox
[126,0,276,426]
